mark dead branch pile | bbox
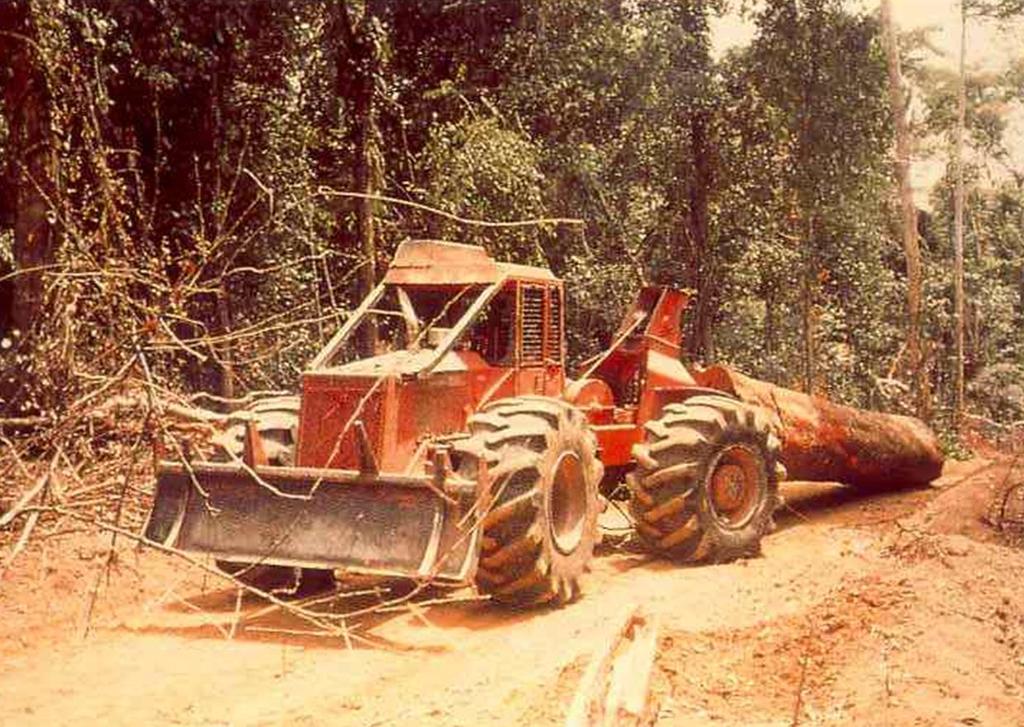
[0,369,488,644]
[987,456,1024,549]
[0,238,389,640]
[0,372,224,552]
[961,416,1024,548]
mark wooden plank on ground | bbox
[565,604,660,727]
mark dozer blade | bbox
[144,461,482,582]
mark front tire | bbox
[210,395,300,466]
[628,395,782,563]
[456,396,603,607]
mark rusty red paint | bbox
[147,241,730,581]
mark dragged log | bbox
[692,365,944,489]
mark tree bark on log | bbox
[693,365,944,489]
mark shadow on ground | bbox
[774,480,936,532]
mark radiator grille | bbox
[521,286,545,363]
[547,287,562,362]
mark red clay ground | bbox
[1,458,1022,726]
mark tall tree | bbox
[334,0,384,356]
[0,1,58,336]
[880,0,928,418]
[953,1,968,426]
[740,0,892,394]
[497,0,720,361]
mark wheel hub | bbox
[708,445,764,529]
[549,451,587,555]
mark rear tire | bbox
[628,395,782,563]
[455,396,602,607]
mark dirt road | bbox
[2,459,1022,726]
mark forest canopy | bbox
[0,0,1022,436]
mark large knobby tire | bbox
[628,395,782,563]
[455,396,603,607]
[211,395,300,466]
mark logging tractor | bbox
[145,240,939,606]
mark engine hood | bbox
[318,348,475,379]
[297,348,506,472]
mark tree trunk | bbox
[764,289,778,381]
[0,3,58,335]
[686,110,715,363]
[794,1,818,396]
[880,0,929,420]
[335,1,379,357]
[352,91,378,357]
[953,4,967,428]
[216,285,235,401]
[694,364,945,489]
[209,9,235,399]
[800,215,817,393]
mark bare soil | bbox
[1,458,1022,726]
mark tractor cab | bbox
[296,240,566,472]
[311,240,562,376]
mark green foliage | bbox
[925,173,1024,409]
[0,0,1019,428]
[710,0,899,406]
[417,114,547,263]
[969,363,1024,421]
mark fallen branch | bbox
[1,507,42,578]
[0,448,59,577]
[0,469,50,529]
[90,394,228,425]
[188,389,291,409]
[317,186,584,229]
[0,396,226,440]
[0,416,51,432]
[23,504,374,646]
